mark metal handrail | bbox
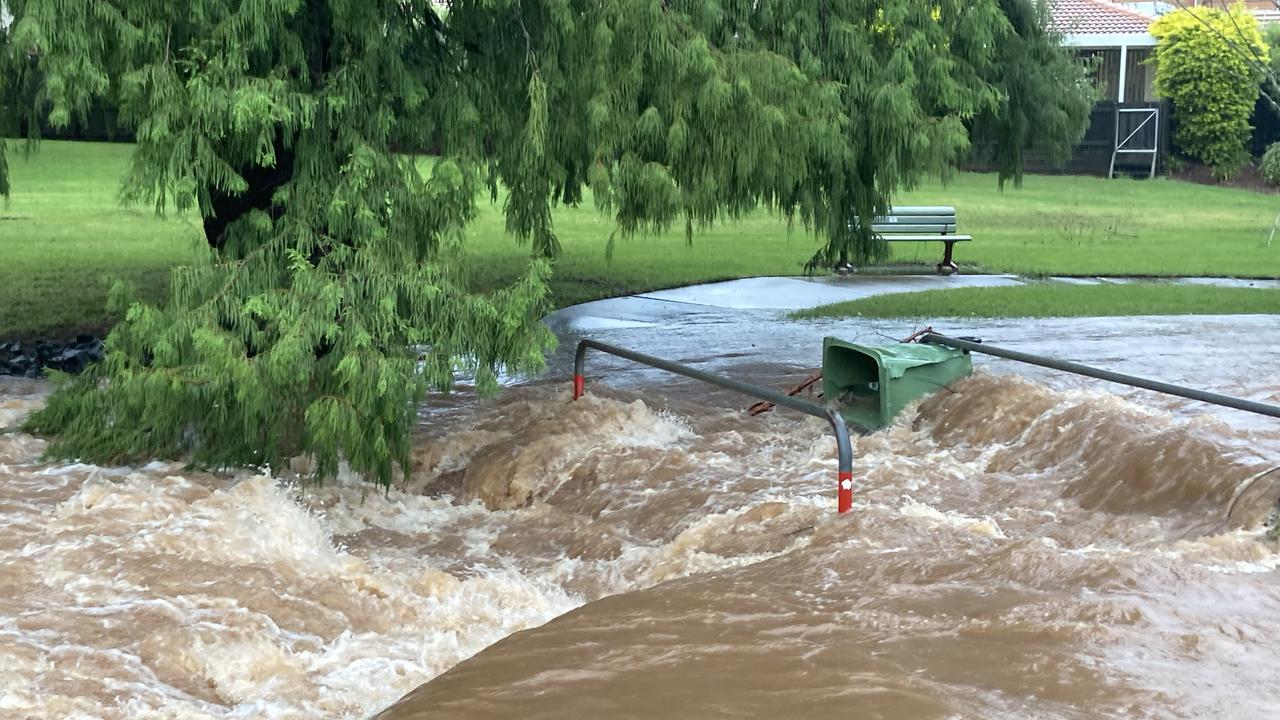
[572,339,857,513]
[921,333,1280,420]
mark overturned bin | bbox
[822,337,973,431]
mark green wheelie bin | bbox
[822,337,972,432]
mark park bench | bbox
[864,205,971,275]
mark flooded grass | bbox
[3,141,1280,339]
[792,282,1280,320]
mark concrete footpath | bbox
[635,274,1020,310]
[547,273,1280,334]
[547,274,1019,333]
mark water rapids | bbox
[1,316,1278,719]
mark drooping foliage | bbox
[1263,141,1280,186]
[448,0,1092,268]
[1264,21,1280,79]
[967,0,1096,186]
[1151,5,1267,178]
[1254,19,1280,148]
[13,0,554,483]
[6,0,1090,484]
[0,1,11,198]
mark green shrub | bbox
[1151,7,1268,178]
[1262,142,1280,186]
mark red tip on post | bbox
[837,470,854,514]
[573,374,585,400]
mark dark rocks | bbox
[0,336,105,378]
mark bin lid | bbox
[824,338,967,380]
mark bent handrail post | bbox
[573,339,856,513]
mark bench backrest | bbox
[869,205,957,235]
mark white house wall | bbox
[1064,32,1158,47]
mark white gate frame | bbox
[1109,106,1159,180]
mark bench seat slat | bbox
[871,224,958,234]
[871,216,956,226]
[880,234,972,242]
[887,205,956,215]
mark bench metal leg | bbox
[936,241,959,275]
[833,248,854,274]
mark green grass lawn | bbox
[0,142,203,339]
[2,140,1280,339]
[792,282,1280,320]
[896,174,1280,278]
[462,166,1280,308]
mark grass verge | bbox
[0,142,202,340]
[791,282,1280,320]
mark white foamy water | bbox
[0,463,581,718]
[0,383,837,719]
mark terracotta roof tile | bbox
[1050,0,1154,35]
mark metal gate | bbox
[1109,106,1160,179]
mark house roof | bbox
[1049,0,1154,35]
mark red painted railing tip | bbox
[573,374,585,400]
[837,470,854,514]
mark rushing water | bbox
[1,312,1278,719]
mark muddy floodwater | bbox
[2,307,1279,719]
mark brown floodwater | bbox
[1,313,1278,719]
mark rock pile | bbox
[0,336,105,377]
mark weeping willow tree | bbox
[0,1,11,198]
[3,0,1090,483]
